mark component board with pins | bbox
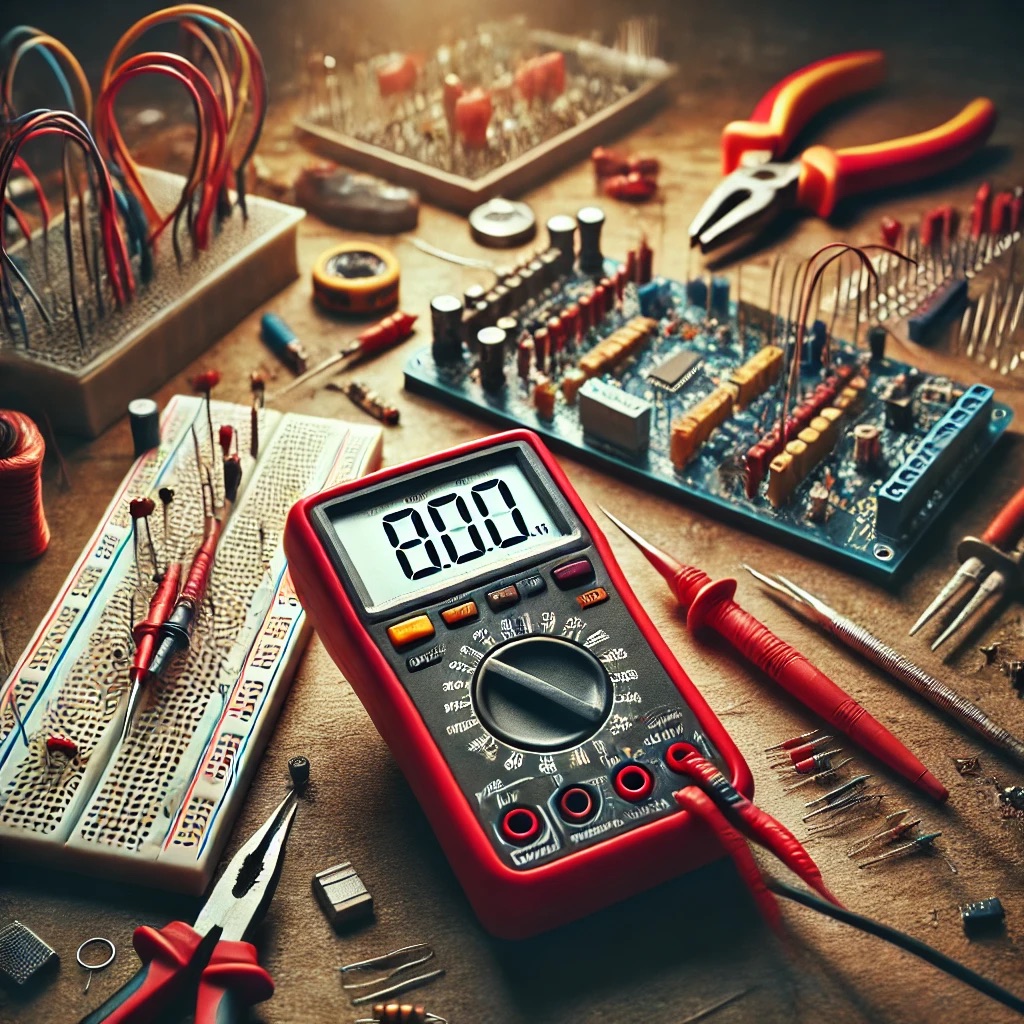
[405,229,1012,580]
[0,395,381,892]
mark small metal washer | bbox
[76,937,116,972]
[468,198,537,248]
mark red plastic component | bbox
[991,190,1015,236]
[558,787,595,823]
[591,146,629,178]
[613,763,654,802]
[637,238,653,285]
[46,734,77,758]
[501,807,541,844]
[357,311,418,355]
[443,74,463,126]
[515,51,566,103]
[971,182,992,238]
[982,484,1024,551]
[131,562,182,683]
[603,172,657,202]
[376,55,418,97]
[218,425,234,457]
[284,429,753,939]
[191,370,221,395]
[797,98,997,219]
[454,88,492,148]
[880,215,902,247]
[721,51,886,175]
[129,496,155,520]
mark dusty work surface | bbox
[3,1,1024,1022]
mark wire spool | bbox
[0,411,50,562]
[312,242,400,315]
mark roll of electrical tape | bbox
[312,242,400,315]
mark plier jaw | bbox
[688,160,800,253]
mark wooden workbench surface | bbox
[3,2,1024,1021]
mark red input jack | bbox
[557,785,597,824]
[500,806,541,844]
[612,763,654,802]
[665,741,696,774]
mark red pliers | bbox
[78,792,297,1024]
[688,51,997,252]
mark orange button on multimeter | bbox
[284,429,751,939]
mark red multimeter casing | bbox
[284,429,751,938]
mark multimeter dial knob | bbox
[473,636,612,752]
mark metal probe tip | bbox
[597,506,684,581]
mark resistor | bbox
[330,380,400,425]
[358,1003,445,1024]
[517,337,534,379]
[852,423,882,468]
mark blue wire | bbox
[0,27,76,113]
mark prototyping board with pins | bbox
[0,395,382,893]
[406,260,1013,581]
[0,169,303,439]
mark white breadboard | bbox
[0,394,382,892]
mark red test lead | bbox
[600,508,947,802]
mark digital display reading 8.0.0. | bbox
[331,461,566,608]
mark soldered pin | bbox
[803,792,885,823]
[784,757,853,791]
[805,774,871,808]
[764,729,821,753]
[847,818,920,857]
[857,831,942,868]
[767,735,833,768]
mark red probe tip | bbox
[598,506,685,585]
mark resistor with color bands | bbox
[0,410,50,562]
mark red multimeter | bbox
[284,429,751,938]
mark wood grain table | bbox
[2,2,1024,1022]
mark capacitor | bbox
[534,327,550,373]
[464,283,486,308]
[491,283,511,317]
[455,88,492,149]
[539,248,562,287]
[288,755,311,790]
[477,326,507,393]
[853,423,882,468]
[430,294,464,364]
[562,305,581,347]
[517,337,534,379]
[128,398,160,457]
[517,264,537,302]
[710,276,730,320]
[547,316,566,355]
[546,214,577,273]
[533,377,557,420]
[577,206,605,275]
[525,259,544,298]
[599,278,615,314]
[635,236,652,285]
[686,277,708,308]
[495,316,518,346]
[578,294,594,332]
[807,480,830,523]
[624,249,638,283]
[868,325,886,362]
[503,273,525,308]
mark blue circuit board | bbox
[404,260,1012,581]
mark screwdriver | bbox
[600,508,947,801]
[743,564,1024,768]
[272,311,417,400]
[911,483,1024,650]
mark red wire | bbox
[0,410,49,562]
[674,786,783,931]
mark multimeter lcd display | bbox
[329,459,568,609]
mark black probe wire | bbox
[768,879,1024,1016]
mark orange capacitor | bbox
[455,89,492,148]
[533,377,557,419]
[376,54,418,97]
[516,51,566,102]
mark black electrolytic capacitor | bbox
[546,214,577,274]
[477,326,507,393]
[128,398,160,457]
[431,294,464,364]
[577,206,605,274]
[868,325,886,362]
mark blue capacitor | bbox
[686,277,708,308]
[710,276,730,319]
[638,279,671,319]
[260,313,309,374]
[802,319,827,368]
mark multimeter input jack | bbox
[500,806,542,845]
[612,763,655,802]
[557,785,598,824]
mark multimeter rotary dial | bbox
[472,636,613,752]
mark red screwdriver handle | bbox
[78,921,203,1024]
[982,484,1024,551]
[195,940,274,1024]
[798,97,997,218]
[687,579,947,801]
[721,50,886,174]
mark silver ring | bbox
[76,937,116,971]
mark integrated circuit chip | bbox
[648,349,703,392]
